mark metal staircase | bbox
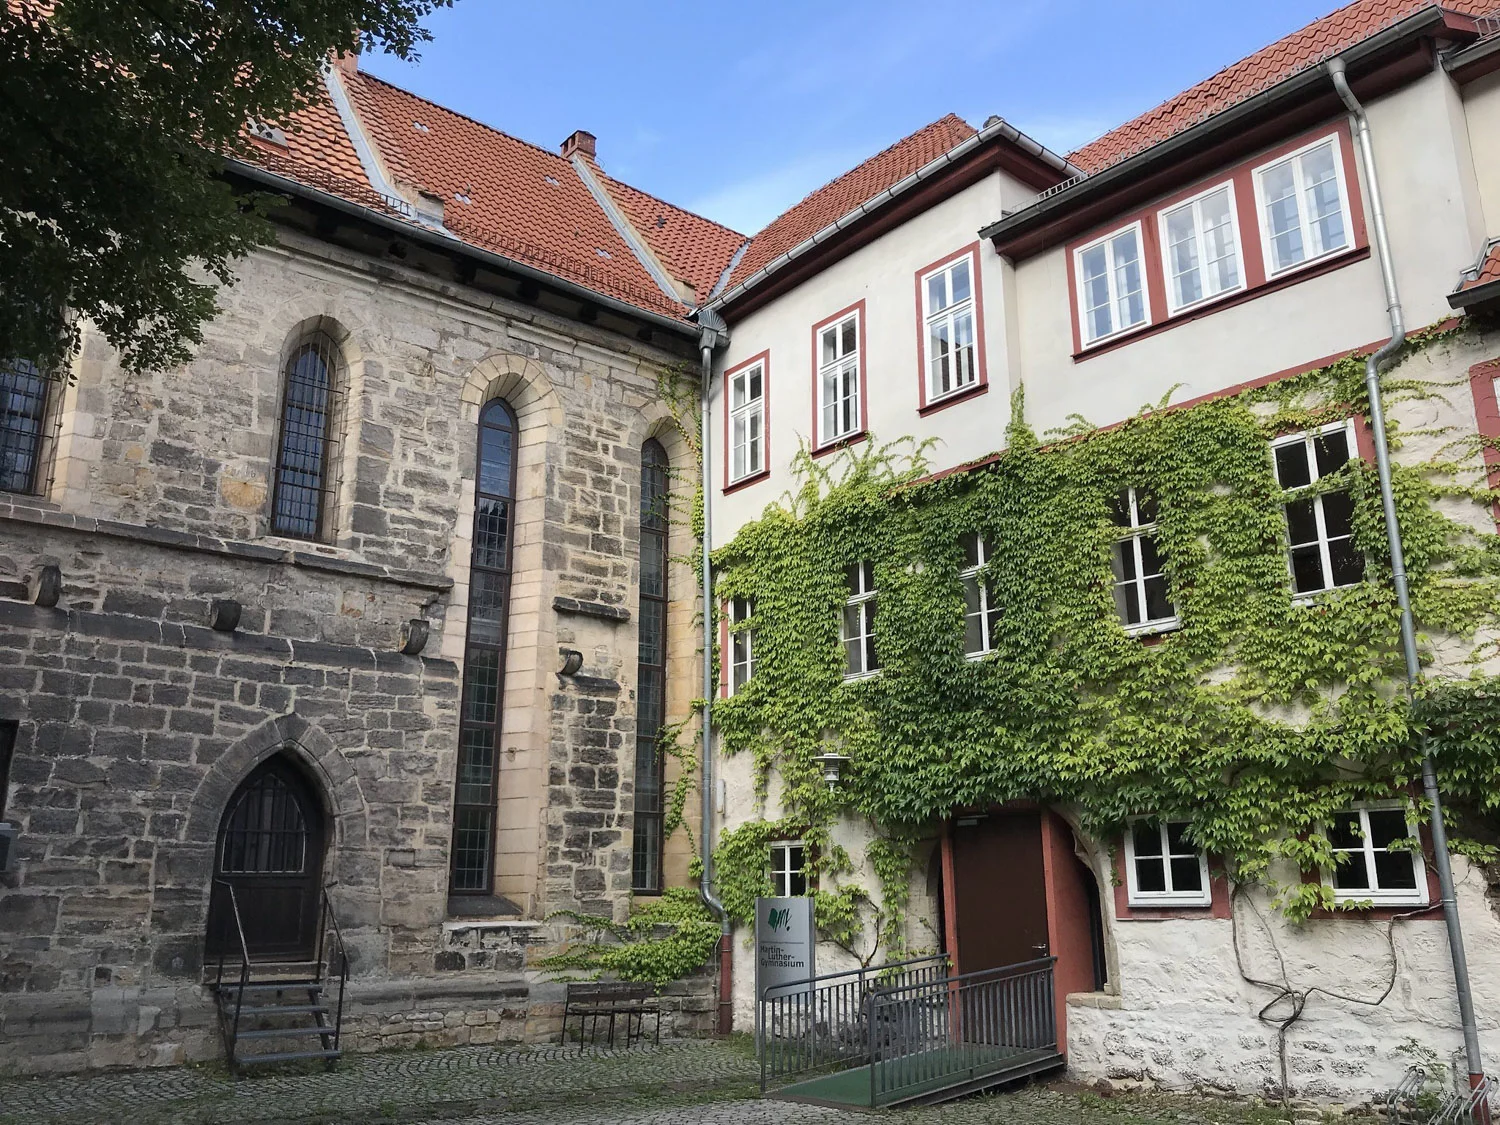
[211,880,350,1073]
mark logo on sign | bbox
[766,907,791,933]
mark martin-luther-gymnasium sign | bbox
[754,896,815,1000]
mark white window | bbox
[922,254,978,402]
[1254,136,1351,276]
[770,841,808,897]
[1109,488,1176,634]
[842,561,878,679]
[817,312,861,447]
[1076,223,1148,345]
[1160,183,1243,312]
[1125,820,1211,907]
[1329,806,1426,906]
[728,596,755,694]
[1272,421,1364,596]
[728,360,765,483]
[959,532,1001,657]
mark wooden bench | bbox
[563,982,660,1048]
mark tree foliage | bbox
[0,0,451,374]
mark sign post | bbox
[753,895,816,1070]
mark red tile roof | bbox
[338,72,692,318]
[593,170,747,303]
[725,114,978,290]
[1459,239,1500,290]
[1068,0,1500,175]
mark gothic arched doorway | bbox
[205,756,327,961]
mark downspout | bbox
[1327,54,1485,1091]
[696,307,732,1035]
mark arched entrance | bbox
[205,756,327,961]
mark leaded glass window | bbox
[271,332,343,540]
[0,359,49,495]
[633,439,670,893]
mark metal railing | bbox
[211,879,253,1062]
[316,885,350,1052]
[866,957,1057,1108]
[758,954,947,1091]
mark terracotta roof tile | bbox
[1068,0,1500,175]
[1459,239,1500,290]
[594,170,746,303]
[338,72,692,318]
[726,114,978,289]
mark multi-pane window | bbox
[1076,224,1147,344]
[271,332,344,540]
[817,312,861,447]
[729,359,765,483]
[0,359,50,495]
[1329,807,1426,905]
[450,399,518,896]
[770,841,808,898]
[728,596,755,694]
[1125,820,1211,907]
[1161,184,1242,312]
[633,439,670,893]
[922,254,977,402]
[1109,488,1176,633]
[842,561,878,679]
[959,532,1001,657]
[1272,421,1364,596]
[1256,137,1350,275]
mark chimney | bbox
[333,47,360,76]
[560,130,597,162]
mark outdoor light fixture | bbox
[30,564,61,609]
[399,618,430,656]
[559,648,584,677]
[812,751,850,791]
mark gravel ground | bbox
[0,1038,1330,1125]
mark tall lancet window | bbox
[633,439,670,893]
[450,399,518,895]
[271,330,344,540]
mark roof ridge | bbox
[596,169,747,239]
[757,112,975,233]
[349,70,577,167]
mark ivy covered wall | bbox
[711,320,1500,936]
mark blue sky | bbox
[364,0,1345,236]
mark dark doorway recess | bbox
[205,756,327,961]
[949,810,1049,973]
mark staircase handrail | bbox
[211,878,252,1062]
[321,884,350,1050]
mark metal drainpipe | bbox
[696,311,733,1036]
[1327,55,1485,1090]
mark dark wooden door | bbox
[205,758,325,961]
[951,811,1049,973]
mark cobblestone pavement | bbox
[0,1039,1312,1125]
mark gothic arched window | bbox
[632,439,670,893]
[450,398,518,895]
[271,331,344,540]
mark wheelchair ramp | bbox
[761,957,1063,1108]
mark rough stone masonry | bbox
[0,223,713,1074]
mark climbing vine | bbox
[711,320,1500,925]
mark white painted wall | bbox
[1463,68,1500,240]
[707,169,1039,547]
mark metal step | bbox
[237,1003,329,1017]
[234,1048,342,1066]
[228,980,323,993]
[235,1026,334,1041]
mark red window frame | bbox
[914,242,989,416]
[1469,357,1500,527]
[722,349,771,495]
[810,299,869,457]
[1064,119,1369,361]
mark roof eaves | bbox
[980,4,1455,249]
[1450,276,1500,307]
[1449,237,1500,306]
[703,117,1078,314]
[571,155,686,306]
[706,239,751,302]
[226,157,699,339]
